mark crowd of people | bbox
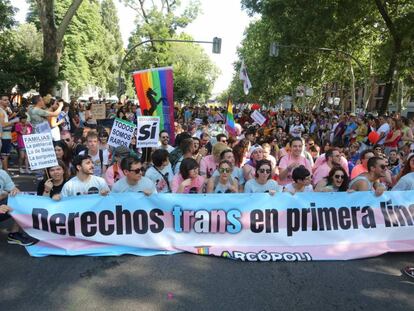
[0,93,413,278]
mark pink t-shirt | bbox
[15,122,33,148]
[313,154,349,175]
[104,163,126,188]
[172,174,205,193]
[350,164,367,180]
[312,162,332,185]
[278,154,313,185]
[200,155,217,178]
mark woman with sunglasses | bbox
[206,160,239,193]
[315,166,349,192]
[244,159,281,195]
[283,165,313,194]
[172,158,205,194]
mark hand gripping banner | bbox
[132,67,175,145]
[9,191,414,260]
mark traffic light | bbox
[212,37,222,54]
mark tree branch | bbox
[56,0,84,44]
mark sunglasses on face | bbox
[63,138,71,142]
[130,168,142,174]
[161,136,169,139]
[219,168,231,173]
[258,168,271,174]
[379,165,387,169]
[334,174,344,179]
[220,140,227,143]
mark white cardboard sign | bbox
[23,133,58,170]
[251,110,266,126]
[108,118,136,148]
[136,116,160,148]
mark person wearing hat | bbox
[104,145,130,188]
[243,144,265,181]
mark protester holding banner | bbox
[112,157,157,195]
[60,154,110,197]
[145,149,173,193]
[37,160,68,199]
[211,148,245,191]
[315,166,349,192]
[172,158,205,194]
[283,165,314,194]
[349,157,386,196]
[244,159,281,194]
[206,160,239,193]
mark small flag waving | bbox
[132,67,175,144]
[239,59,252,95]
[225,98,237,136]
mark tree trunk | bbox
[374,0,402,115]
[36,0,83,95]
[349,58,356,113]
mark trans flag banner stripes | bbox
[9,191,414,260]
[132,67,175,144]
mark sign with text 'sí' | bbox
[23,133,58,170]
[108,118,136,148]
[251,110,266,126]
[136,116,160,148]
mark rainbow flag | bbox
[225,98,237,136]
[132,67,175,144]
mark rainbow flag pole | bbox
[132,67,175,144]
[225,98,237,136]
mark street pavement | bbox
[0,169,413,311]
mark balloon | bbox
[368,131,380,144]
[251,103,260,110]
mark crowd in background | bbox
[0,93,414,253]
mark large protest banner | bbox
[132,67,175,144]
[10,191,414,260]
[23,133,58,170]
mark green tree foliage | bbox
[0,0,16,31]
[123,0,219,103]
[0,19,44,94]
[28,0,124,95]
[229,0,414,112]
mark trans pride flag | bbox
[225,98,237,136]
[132,67,175,143]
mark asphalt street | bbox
[0,168,413,311]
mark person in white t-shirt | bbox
[283,165,314,194]
[60,154,110,198]
[157,130,174,153]
[112,157,157,195]
[376,116,390,145]
[79,131,109,177]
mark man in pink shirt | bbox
[278,137,313,185]
[350,149,375,179]
[312,148,342,185]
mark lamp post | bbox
[118,37,222,97]
[270,42,367,112]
